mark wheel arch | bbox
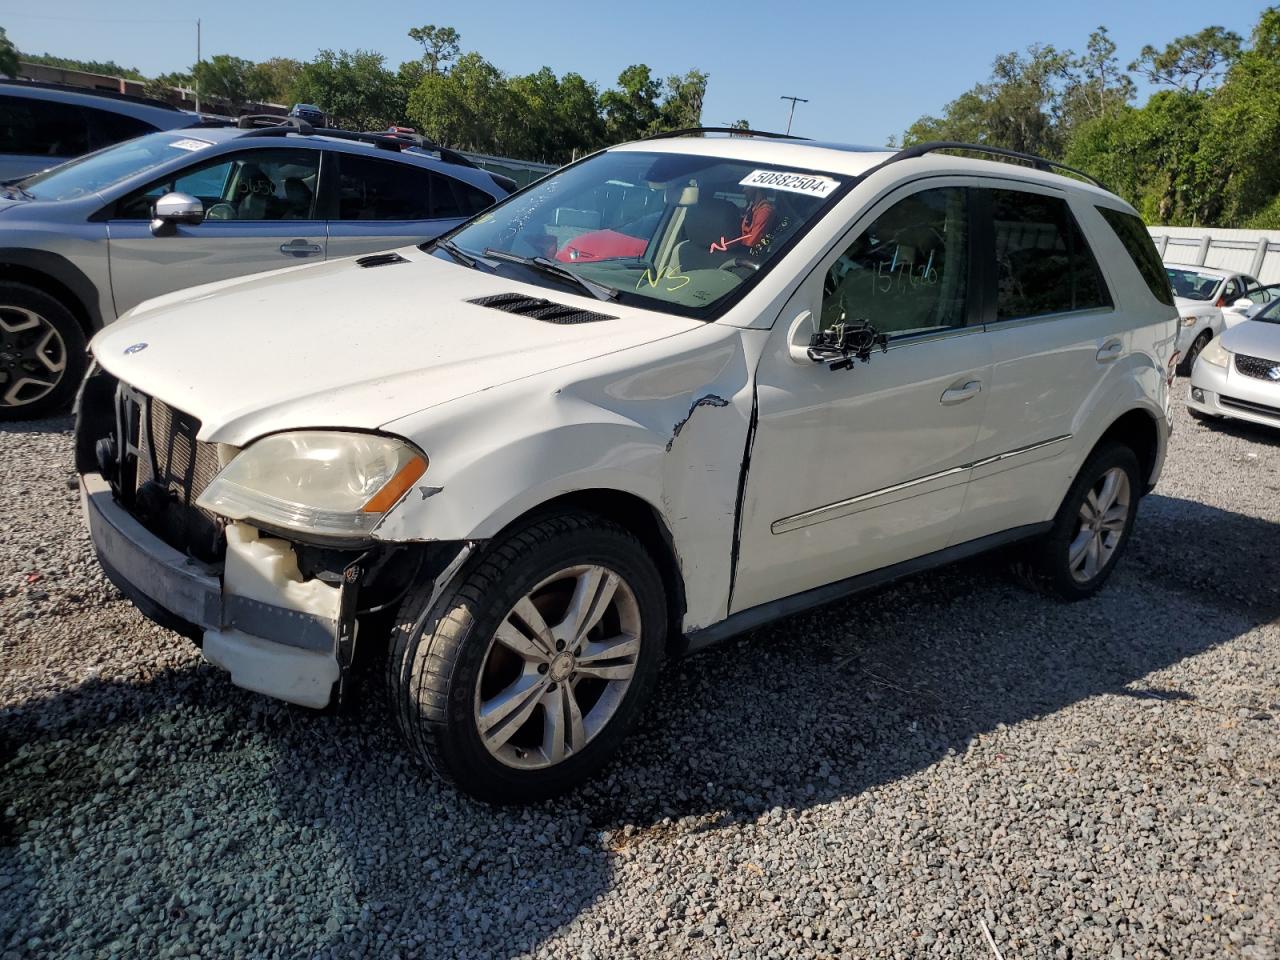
[489,488,689,653]
[0,250,102,336]
[1093,407,1161,494]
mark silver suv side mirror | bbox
[150,192,204,236]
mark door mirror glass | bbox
[150,192,203,234]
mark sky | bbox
[0,0,1269,144]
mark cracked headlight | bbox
[1199,337,1231,369]
[196,431,427,538]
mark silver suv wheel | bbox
[0,306,67,408]
[475,564,642,770]
[1068,466,1132,584]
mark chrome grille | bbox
[1234,353,1280,381]
[136,397,222,512]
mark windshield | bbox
[16,132,217,202]
[437,149,847,319]
[1253,297,1280,324]
[1165,267,1223,301]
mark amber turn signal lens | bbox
[361,456,428,513]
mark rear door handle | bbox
[940,380,982,405]
[1096,339,1123,362]
[280,240,323,256]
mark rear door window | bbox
[334,154,434,220]
[0,97,90,157]
[991,189,1111,321]
[1094,206,1175,307]
[431,173,494,219]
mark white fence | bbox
[1148,226,1280,283]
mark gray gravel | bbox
[2,389,1279,959]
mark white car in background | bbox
[1165,264,1265,371]
[1223,281,1280,329]
[1188,296,1280,429]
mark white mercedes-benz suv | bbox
[75,130,1179,802]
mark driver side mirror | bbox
[1232,297,1255,309]
[150,192,204,236]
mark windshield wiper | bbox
[483,248,618,302]
[433,237,483,269]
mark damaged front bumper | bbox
[81,471,347,708]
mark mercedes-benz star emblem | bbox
[123,342,148,355]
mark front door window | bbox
[821,187,970,338]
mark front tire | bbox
[0,282,86,421]
[387,512,666,803]
[1178,330,1212,375]
[1016,442,1141,601]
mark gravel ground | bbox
[2,389,1278,960]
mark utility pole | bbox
[780,95,808,135]
[194,18,201,112]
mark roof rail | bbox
[639,126,808,142]
[873,141,1105,188]
[236,114,313,134]
[0,77,183,111]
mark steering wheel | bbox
[718,257,760,274]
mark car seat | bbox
[281,178,313,219]
[675,199,742,271]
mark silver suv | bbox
[0,121,511,418]
[0,79,204,181]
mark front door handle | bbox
[940,380,982,405]
[280,240,323,257]
[1096,339,1123,363]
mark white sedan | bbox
[1165,265,1265,371]
[1188,297,1280,429]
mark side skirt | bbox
[683,521,1052,654]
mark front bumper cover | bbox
[81,471,343,707]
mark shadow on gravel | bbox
[3,493,1278,957]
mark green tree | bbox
[407,24,461,75]
[599,64,662,143]
[192,54,255,111]
[294,50,406,129]
[900,45,1070,157]
[19,51,143,79]
[657,70,709,130]
[1062,27,1135,127]
[142,71,192,101]
[0,28,17,78]
[1129,26,1243,92]
[247,57,303,104]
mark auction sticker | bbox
[739,169,840,197]
[168,138,213,152]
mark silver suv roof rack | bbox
[871,141,1105,189]
[639,126,807,142]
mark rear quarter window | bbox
[1095,206,1175,307]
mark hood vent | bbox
[355,252,408,268]
[468,293,615,325]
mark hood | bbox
[1221,318,1280,361]
[1174,296,1220,314]
[93,247,701,445]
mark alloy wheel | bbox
[474,564,642,769]
[0,306,67,408]
[1068,466,1131,584]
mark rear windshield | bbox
[436,149,849,320]
[1095,206,1174,306]
[1164,266,1222,302]
[15,131,216,202]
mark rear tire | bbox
[386,512,666,803]
[1178,330,1212,375]
[0,282,86,421]
[1014,442,1141,601]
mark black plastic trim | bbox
[685,522,1052,653]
